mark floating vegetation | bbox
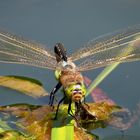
[0,75,48,98]
[0,100,139,140]
[0,75,139,139]
[0,102,121,140]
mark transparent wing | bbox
[69,25,140,71]
[0,30,57,70]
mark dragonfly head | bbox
[65,83,86,102]
[54,43,67,62]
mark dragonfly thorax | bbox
[55,60,76,79]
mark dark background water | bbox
[0,0,140,139]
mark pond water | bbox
[0,0,140,139]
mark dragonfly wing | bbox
[0,30,57,70]
[69,25,140,71]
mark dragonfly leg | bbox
[69,101,84,128]
[68,100,79,123]
[53,95,66,120]
[72,102,81,115]
[68,100,74,116]
[49,82,62,106]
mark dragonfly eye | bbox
[54,43,67,62]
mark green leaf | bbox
[0,75,48,98]
[51,124,74,140]
[52,104,75,140]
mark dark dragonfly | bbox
[0,25,140,119]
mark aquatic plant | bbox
[0,75,140,140]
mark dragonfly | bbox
[0,25,140,119]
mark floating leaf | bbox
[0,102,140,140]
[0,103,108,140]
[0,75,48,98]
[79,102,122,130]
[0,130,35,140]
[84,76,140,131]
